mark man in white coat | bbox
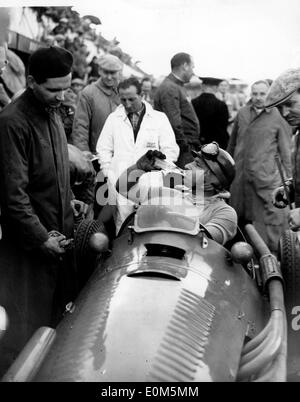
[96,77,179,233]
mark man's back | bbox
[192,93,229,149]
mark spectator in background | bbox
[70,54,122,156]
[216,79,240,134]
[58,87,77,140]
[71,77,85,100]
[54,34,66,48]
[88,56,100,81]
[141,77,153,105]
[227,79,292,253]
[237,85,247,109]
[52,17,69,36]
[154,52,200,168]
[192,77,229,149]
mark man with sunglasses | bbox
[116,142,237,245]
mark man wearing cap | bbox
[268,68,300,230]
[70,53,122,156]
[154,53,200,168]
[71,77,85,98]
[0,46,79,375]
[116,142,237,245]
[192,77,229,149]
[227,80,292,253]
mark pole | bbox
[275,154,293,210]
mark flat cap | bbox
[28,46,73,81]
[71,78,85,86]
[98,54,123,72]
[265,68,300,108]
[200,77,223,86]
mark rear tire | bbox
[279,229,300,306]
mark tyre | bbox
[74,218,106,261]
[279,229,300,306]
[74,219,107,288]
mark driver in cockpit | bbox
[116,142,237,245]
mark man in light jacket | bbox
[96,77,179,233]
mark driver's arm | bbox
[205,203,238,245]
[116,163,144,199]
[116,150,166,198]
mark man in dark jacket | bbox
[192,77,229,149]
[154,52,200,168]
[0,46,79,376]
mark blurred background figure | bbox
[184,75,203,100]
[58,87,77,141]
[216,79,240,134]
[54,34,66,48]
[192,77,229,149]
[88,56,100,81]
[140,77,153,105]
[71,77,85,99]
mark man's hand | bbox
[288,208,300,231]
[272,186,289,208]
[71,199,89,217]
[136,150,166,172]
[272,179,294,208]
[40,236,66,258]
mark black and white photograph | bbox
[0,0,300,386]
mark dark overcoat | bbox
[0,88,76,375]
[192,92,229,149]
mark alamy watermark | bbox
[95,168,204,207]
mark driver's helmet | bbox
[192,142,235,189]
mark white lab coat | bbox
[96,101,179,234]
[96,101,179,180]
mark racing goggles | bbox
[200,142,220,160]
[192,142,230,188]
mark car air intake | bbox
[144,243,186,260]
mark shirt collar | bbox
[168,73,184,86]
[127,102,145,117]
